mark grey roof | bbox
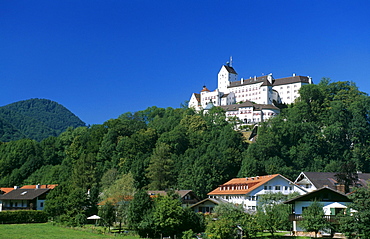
[228,75,271,88]
[297,172,370,190]
[227,75,310,88]
[273,75,310,86]
[189,197,228,208]
[224,65,237,74]
[0,188,50,200]
[284,187,352,204]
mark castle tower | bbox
[218,58,238,93]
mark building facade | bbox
[207,174,306,211]
[189,61,312,124]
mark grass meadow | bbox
[0,223,315,239]
[0,223,138,239]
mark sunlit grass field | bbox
[0,223,314,239]
[0,223,139,239]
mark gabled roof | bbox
[295,172,370,190]
[193,93,200,103]
[190,197,228,208]
[208,174,282,196]
[284,187,352,204]
[0,188,50,200]
[201,86,210,92]
[224,65,237,74]
[0,188,14,194]
[273,75,310,86]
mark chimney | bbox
[14,186,19,189]
[36,184,41,189]
[292,73,296,77]
[241,78,244,84]
[336,185,346,194]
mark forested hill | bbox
[0,98,85,142]
[1,79,370,222]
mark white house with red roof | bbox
[207,174,306,211]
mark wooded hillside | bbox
[1,79,370,225]
[0,98,85,142]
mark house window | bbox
[264,186,268,190]
[248,196,257,201]
[269,186,272,190]
[40,202,44,207]
[275,186,281,190]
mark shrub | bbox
[0,210,48,224]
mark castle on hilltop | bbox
[188,59,312,124]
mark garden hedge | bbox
[0,210,47,224]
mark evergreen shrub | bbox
[0,210,48,224]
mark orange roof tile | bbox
[21,184,58,189]
[201,86,210,92]
[0,187,14,194]
[208,174,280,195]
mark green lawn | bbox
[0,223,139,239]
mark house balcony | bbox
[289,214,337,223]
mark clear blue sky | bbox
[1,1,370,125]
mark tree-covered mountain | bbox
[0,79,370,226]
[0,98,85,142]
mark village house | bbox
[284,187,352,236]
[190,197,228,213]
[294,172,370,193]
[207,174,306,211]
[0,184,57,211]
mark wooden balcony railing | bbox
[289,214,337,223]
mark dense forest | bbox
[0,79,370,230]
[0,98,86,142]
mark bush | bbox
[0,210,48,224]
